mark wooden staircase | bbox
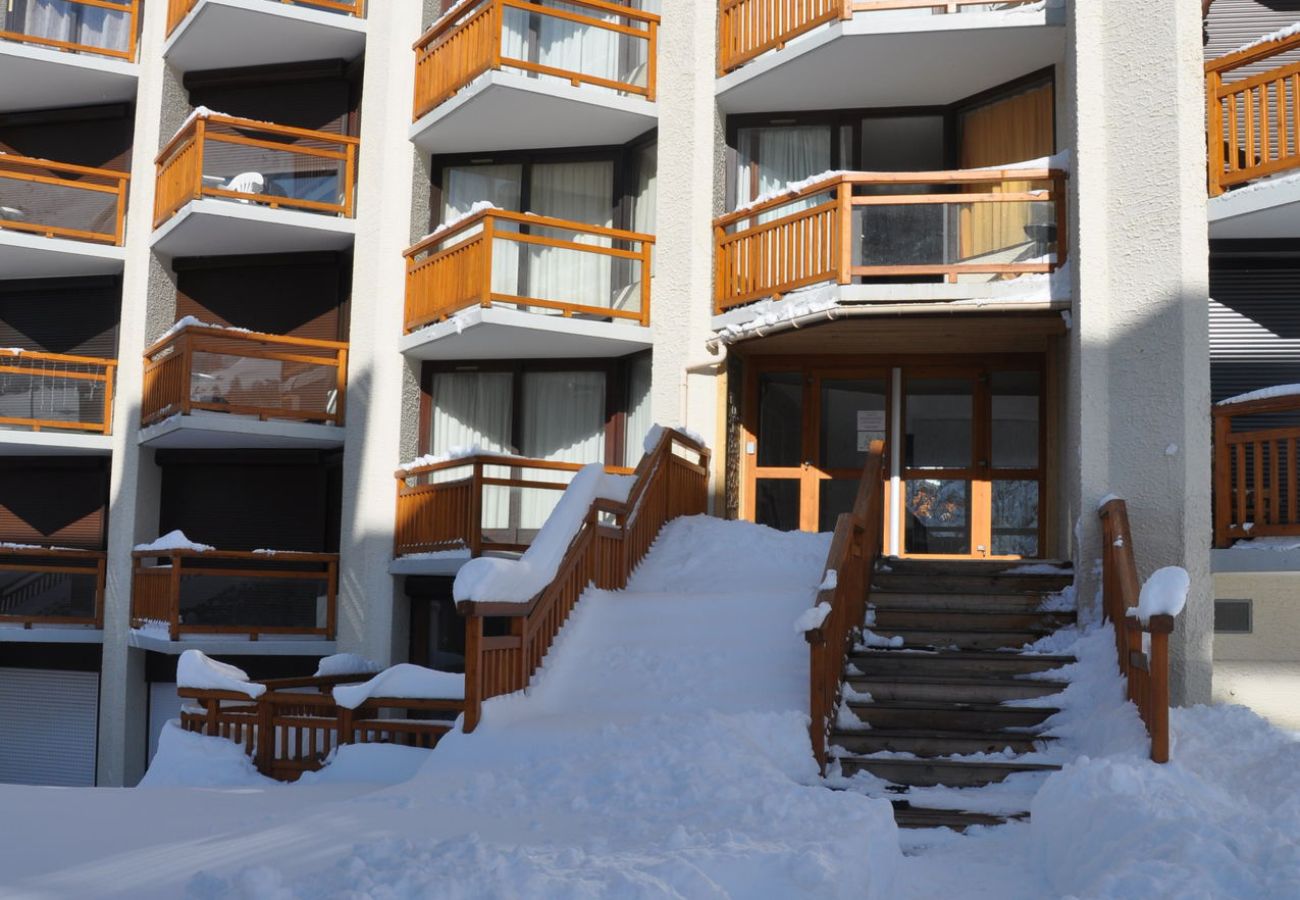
[831,557,1076,831]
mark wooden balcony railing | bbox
[457,428,709,731]
[0,349,116,435]
[404,208,653,332]
[0,154,129,246]
[141,324,347,428]
[713,168,1067,313]
[718,0,1039,75]
[1206,30,1300,196]
[153,114,358,228]
[413,0,659,120]
[166,0,366,35]
[0,0,139,61]
[800,440,884,771]
[131,548,338,640]
[1098,497,1174,764]
[1212,391,1300,548]
[180,673,456,782]
[0,546,106,628]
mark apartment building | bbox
[0,1,1211,787]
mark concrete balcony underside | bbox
[0,429,112,455]
[164,0,366,73]
[139,411,344,450]
[150,199,355,259]
[0,626,102,643]
[716,10,1064,113]
[0,231,125,280]
[0,42,136,113]
[400,305,653,361]
[1208,173,1300,239]
[128,630,337,656]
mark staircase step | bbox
[866,627,1047,652]
[870,607,1075,632]
[868,590,1067,613]
[848,699,1058,732]
[891,803,1023,831]
[848,649,1076,679]
[840,755,1060,788]
[877,557,1072,577]
[847,675,1068,704]
[831,728,1053,757]
[872,572,1074,594]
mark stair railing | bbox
[456,428,710,732]
[1098,497,1174,763]
[801,439,885,772]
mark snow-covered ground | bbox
[0,516,1296,899]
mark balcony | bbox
[164,0,366,74]
[0,349,116,455]
[0,546,105,632]
[0,154,129,279]
[131,547,337,643]
[401,208,654,359]
[715,0,1063,114]
[0,1,138,112]
[139,323,346,449]
[152,112,358,259]
[410,0,658,154]
[712,168,1066,324]
[1212,391,1300,550]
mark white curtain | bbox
[519,370,606,527]
[19,0,131,53]
[430,371,514,529]
[527,161,614,314]
[500,1,626,87]
[735,126,832,224]
[623,354,652,468]
[443,164,522,299]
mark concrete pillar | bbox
[1065,0,1213,704]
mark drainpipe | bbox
[680,342,728,435]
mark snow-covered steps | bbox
[873,558,1073,596]
[866,590,1066,613]
[833,728,1053,757]
[846,698,1060,732]
[871,607,1076,633]
[849,648,1076,679]
[840,757,1061,789]
[890,803,1024,832]
[869,627,1054,651]
[847,674,1069,704]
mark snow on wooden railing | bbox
[799,439,885,772]
[1098,497,1182,764]
[454,428,710,732]
[1211,389,1300,547]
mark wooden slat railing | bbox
[404,208,653,332]
[0,349,116,435]
[1212,392,1300,547]
[0,154,130,246]
[130,548,338,640]
[413,0,659,120]
[0,546,106,628]
[0,0,139,61]
[456,429,709,731]
[1207,30,1300,196]
[799,440,884,772]
[140,323,347,428]
[179,674,457,782]
[153,114,359,228]
[167,0,366,35]
[718,0,1039,75]
[713,168,1067,313]
[1098,498,1174,763]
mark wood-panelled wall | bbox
[0,277,122,359]
[173,253,349,341]
[0,458,110,550]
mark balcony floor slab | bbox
[0,41,136,113]
[716,9,1064,114]
[1209,172,1300,239]
[410,71,657,155]
[139,412,345,450]
[0,626,102,643]
[0,429,112,455]
[401,305,653,360]
[390,551,473,578]
[0,231,126,281]
[164,0,366,73]
[151,199,355,260]
[129,630,336,656]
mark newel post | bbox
[463,614,484,733]
[1206,69,1225,197]
[1147,614,1174,763]
[1212,411,1231,548]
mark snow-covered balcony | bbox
[716,0,1064,114]
[130,538,338,649]
[0,0,138,113]
[139,321,347,450]
[409,0,659,154]
[0,349,116,455]
[400,207,654,360]
[0,545,105,637]
[711,167,1067,337]
[0,154,129,280]
[151,111,358,260]
[163,0,366,74]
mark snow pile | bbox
[715,281,841,343]
[794,601,832,634]
[1229,535,1300,551]
[296,744,433,786]
[417,200,499,245]
[733,170,847,214]
[640,423,706,455]
[154,315,252,345]
[313,653,383,678]
[398,444,503,472]
[1222,20,1300,59]
[134,530,214,554]
[1217,383,1300,406]
[453,463,635,604]
[1129,566,1189,623]
[332,663,465,709]
[139,722,276,788]
[176,649,265,699]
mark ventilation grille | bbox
[1215,598,1253,634]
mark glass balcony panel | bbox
[178,572,329,631]
[0,0,136,59]
[0,567,98,621]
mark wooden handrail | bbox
[404,209,654,333]
[167,0,366,35]
[1206,31,1300,195]
[412,0,659,121]
[0,546,106,629]
[0,349,116,435]
[153,114,359,227]
[140,324,348,428]
[0,153,130,246]
[1098,498,1174,763]
[456,429,709,731]
[0,0,139,62]
[1212,393,1300,547]
[800,440,885,772]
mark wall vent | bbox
[1214,598,1253,634]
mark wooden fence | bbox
[413,0,659,120]
[0,0,138,61]
[0,547,106,629]
[153,114,358,227]
[713,168,1067,313]
[180,674,457,781]
[1098,497,1173,764]
[0,350,116,435]
[167,0,366,35]
[0,154,130,246]
[404,208,653,332]
[455,429,709,731]
[140,324,347,428]
[799,440,884,771]
[1207,30,1300,196]
[1212,392,1300,547]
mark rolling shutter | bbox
[0,668,98,787]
